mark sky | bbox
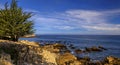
[0,0,120,35]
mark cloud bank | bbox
[25,9,120,34]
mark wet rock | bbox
[77,56,90,62]
[82,56,91,61]
[98,46,107,50]
[75,49,82,54]
[85,46,102,52]
[68,44,76,49]
[53,43,69,53]
[71,46,76,49]
[53,43,67,49]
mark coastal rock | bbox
[0,40,57,65]
[56,52,77,65]
[53,43,67,49]
[98,46,107,50]
[41,50,58,65]
[104,56,120,65]
[70,61,82,65]
[75,49,82,54]
[53,43,71,53]
[0,52,13,65]
[43,43,70,53]
[85,46,102,52]
[0,60,13,65]
[0,40,120,65]
[68,44,76,49]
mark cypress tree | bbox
[0,0,34,41]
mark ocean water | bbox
[19,35,120,60]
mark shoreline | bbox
[0,39,120,65]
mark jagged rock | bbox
[75,49,82,54]
[82,56,90,61]
[53,43,67,49]
[85,46,102,52]
[0,60,13,65]
[68,44,76,49]
[0,40,120,65]
[70,60,82,65]
[56,52,77,65]
[41,50,57,65]
[0,52,13,65]
[98,46,107,50]
[104,56,120,65]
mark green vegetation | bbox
[0,0,34,41]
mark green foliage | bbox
[0,0,34,41]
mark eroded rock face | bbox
[0,40,56,65]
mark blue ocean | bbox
[19,35,120,61]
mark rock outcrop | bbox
[104,56,120,65]
[0,40,120,65]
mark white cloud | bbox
[54,26,75,30]
[24,9,40,13]
[82,25,120,31]
[29,9,120,34]
[66,10,103,22]
[64,9,120,31]
[103,9,120,15]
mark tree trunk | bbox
[11,35,18,42]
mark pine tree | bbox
[0,0,34,41]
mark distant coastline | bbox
[22,34,36,38]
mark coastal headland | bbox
[0,40,120,65]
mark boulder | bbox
[53,43,67,49]
[75,49,82,54]
[98,46,107,50]
[56,52,77,65]
[85,46,102,52]
[68,44,76,49]
[104,56,120,65]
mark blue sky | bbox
[0,0,120,35]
